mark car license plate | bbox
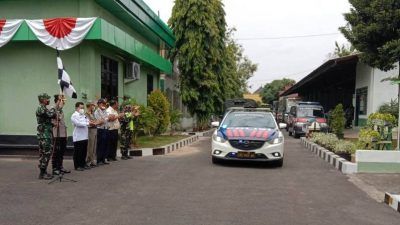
[237,151,256,159]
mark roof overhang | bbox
[95,0,175,48]
[11,18,172,75]
[280,54,359,96]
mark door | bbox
[147,74,154,95]
[101,56,118,100]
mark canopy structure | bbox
[281,55,359,111]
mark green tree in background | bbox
[339,0,400,148]
[169,0,225,128]
[261,78,296,104]
[169,0,257,128]
[223,28,258,99]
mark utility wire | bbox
[236,32,340,41]
[248,67,316,83]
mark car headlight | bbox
[212,133,227,143]
[268,136,284,144]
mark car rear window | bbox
[221,112,276,129]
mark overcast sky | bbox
[145,0,352,92]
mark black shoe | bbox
[60,168,71,174]
[39,169,53,180]
[90,163,97,168]
[75,167,84,171]
[52,170,61,176]
[84,165,91,170]
[126,155,132,159]
[121,156,128,160]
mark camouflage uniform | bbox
[36,94,57,170]
[120,106,134,158]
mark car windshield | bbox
[221,112,276,129]
[297,106,324,118]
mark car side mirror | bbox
[279,123,287,129]
[211,121,220,127]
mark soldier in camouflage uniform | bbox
[119,104,137,160]
[36,93,57,179]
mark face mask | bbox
[79,109,85,115]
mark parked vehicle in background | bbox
[278,96,302,124]
[287,102,328,138]
[223,99,258,116]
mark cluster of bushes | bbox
[356,112,396,150]
[310,133,356,154]
[122,90,183,142]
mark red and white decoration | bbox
[26,17,96,50]
[0,19,23,48]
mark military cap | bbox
[38,93,51,101]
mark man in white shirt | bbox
[71,102,94,171]
[106,100,124,161]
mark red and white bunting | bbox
[26,17,96,50]
[0,19,23,48]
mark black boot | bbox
[38,168,53,180]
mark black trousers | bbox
[73,140,88,169]
[96,129,108,163]
[52,137,67,171]
[107,129,119,160]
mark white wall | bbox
[356,62,399,116]
[371,64,398,113]
[355,62,372,120]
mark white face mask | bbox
[78,109,85,115]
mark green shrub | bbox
[378,99,398,121]
[333,141,356,154]
[170,109,182,135]
[356,128,381,150]
[330,104,346,138]
[148,90,171,135]
[368,112,396,126]
[310,133,338,150]
[310,132,356,154]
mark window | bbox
[147,74,154,95]
[356,87,368,115]
[101,56,118,100]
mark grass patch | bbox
[136,135,190,148]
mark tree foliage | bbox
[340,0,400,71]
[327,41,357,59]
[260,78,296,104]
[169,0,224,126]
[169,0,257,127]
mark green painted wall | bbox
[0,41,156,136]
[358,162,400,173]
[0,42,92,135]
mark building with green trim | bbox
[0,0,176,145]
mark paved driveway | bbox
[0,135,399,225]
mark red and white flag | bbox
[26,17,96,50]
[0,19,23,48]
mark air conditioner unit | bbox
[126,62,140,80]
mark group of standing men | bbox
[36,93,139,180]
